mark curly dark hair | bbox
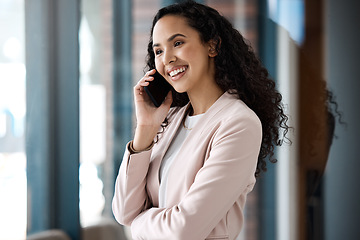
[145,0,290,177]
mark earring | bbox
[209,48,217,57]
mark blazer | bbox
[112,92,262,240]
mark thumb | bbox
[163,91,173,106]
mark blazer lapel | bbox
[146,105,188,205]
[148,92,236,206]
[183,92,236,138]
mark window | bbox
[0,0,26,239]
[79,0,114,226]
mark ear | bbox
[208,38,220,57]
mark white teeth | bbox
[170,67,186,77]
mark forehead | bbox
[152,15,199,43]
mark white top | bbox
[158,113,204,208]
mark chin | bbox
[172,86,187,94]
[175,89,187,94]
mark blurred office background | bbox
[0,0,359,239]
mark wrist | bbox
[132,125,159,151]
[129,140,154,154]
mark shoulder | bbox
[214,92,261,130]
[198,93,262,149]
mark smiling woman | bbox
[112,1,290,239]
[152,15,221,103]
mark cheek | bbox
[184,45,208,64]
[154,58,163,71]
[181,46,197,59]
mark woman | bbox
[112,1,289,239]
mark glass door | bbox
[0,0,26,239]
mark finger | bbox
[139,81,150,87]
[134,69,156,95]
[137,74,154,86]
[135,78,151,91]
[134,86,142,96]
[145,69,156,76]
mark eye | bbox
[154,49,163,55]
[174,41,183,47]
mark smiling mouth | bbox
[169,66,187,77]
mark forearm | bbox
[112,143,153,225]
[133,125,159,151]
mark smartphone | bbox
[144,70,172,107]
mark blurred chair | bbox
[26,219,128,240]
[26,230,70,240]
[82,219,128,240]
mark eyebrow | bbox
[152,33,186,48]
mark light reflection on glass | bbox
[0,0,26,239]
[268,0,305,45]
[79,10,107,226]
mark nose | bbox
[163,49,176,65]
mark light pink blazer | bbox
[112,92,262,240]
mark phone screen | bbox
[144,70,172,107]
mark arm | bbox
[130,115,262,240]
[112,144,153,225]
[112,69,173,225]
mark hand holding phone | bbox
[144,70,172,107]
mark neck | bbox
[187,84,224,115]
[186,59,224,115]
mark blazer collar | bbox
[159,91,237,157]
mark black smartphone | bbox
[144,70,172,107]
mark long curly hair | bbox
[145,0,290,177]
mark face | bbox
[152,15,216,94]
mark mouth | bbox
[168,66,187,78]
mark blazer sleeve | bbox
[112,142,153,226]
[130,114,262,240]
